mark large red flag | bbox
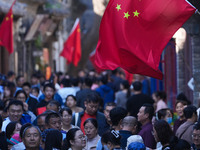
[94,0,196,80]
[60,18,81,66]
[0,0,16,54]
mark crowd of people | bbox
[0,69,199,150]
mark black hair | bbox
[0,100,5,111]
[100,74,108,85]
[84,77,93,87]
[66,95,76,101]
[47,100,61,109]
[14,89,28,100]
[110,107,127,126]
[169,136,190,150]
[19,123,32,138]
[0,115,3,129]
[154,120,173,145]
[45,111,61,125]
[193,121,200,130]
[154,91,167,101]
[176,93,191,105]
[66,128,81,149]
[71,77,79,87]
[183,105,197,119]
[85,91,100,104]
[6,121,19,139]
[22,82,31,88]
[104,102,116,108]
[60,107,72,116]
[156,108,171,120]
[175,100,187,107]
[7,71,15,78]
[5,100,24,112]
[44,129,62,150]
[22,125,42,139]
[121,80,131,98]
[101,130,121,146]
[43,83,55,91]
[31,87,40,94]
[60,78,71,87]
[132,81,142,91]
[142,104,154,120]
[84,118,98,129]
[16,75,24,82]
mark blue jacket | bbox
[96,84,114,107]
[71,111,110,136]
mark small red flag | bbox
[0,1,16,54]
[60,18,81,66]
[94,0,196,80]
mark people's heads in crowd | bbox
[22,82,32,96]
[156,108,173,124]
[46,100,60,112]
[19,123,32,140]
[99,74,109,85]
[22,126,42,150]
[43,83,55,101]
[128,142,146,150]
[104,102,116,124]
[83,77,93,88]
[71,77,80,87]
[31,73,39,86]
[153,120,173,146]
[14,90,27,102]
[152,91,167,102]
[43,129,62,150]
[6,100,24,122]
[66,128,86,150]
[192,122,200,149]
[132,81,142,92]
[3,82,16,99]
[84,91,100,115]
[183,105,197,121]
[169,136,191,150]
[6,121,22,141]
[0,100,5,117]
[16,75,25,88]
[84,118,98,140]
[127,135,144,149]
[31,87,40,98]
[7,71,16,82]
[60,107,72,128]
[109,107,127,128]
[45,111,61,131]
[60,78,71,87]
[14,90,28,111]
[0,114,2,128]
[137,104,154,125]
[175,100,187,118]
[101,130,121,150]
[37,113,48,132]
[65,95,77,109]
[176,92,191,105]
[121,116,138,134]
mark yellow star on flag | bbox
[6,17,9,21]
[124,12,130,19]
[116,4,121,11]
[133,10,140,17]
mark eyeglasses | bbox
[192,134,200,139]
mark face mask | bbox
[167,117,172,124]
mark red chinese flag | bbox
[0,1,16,54]
[60,18,81,66]
[95,0,196,80]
